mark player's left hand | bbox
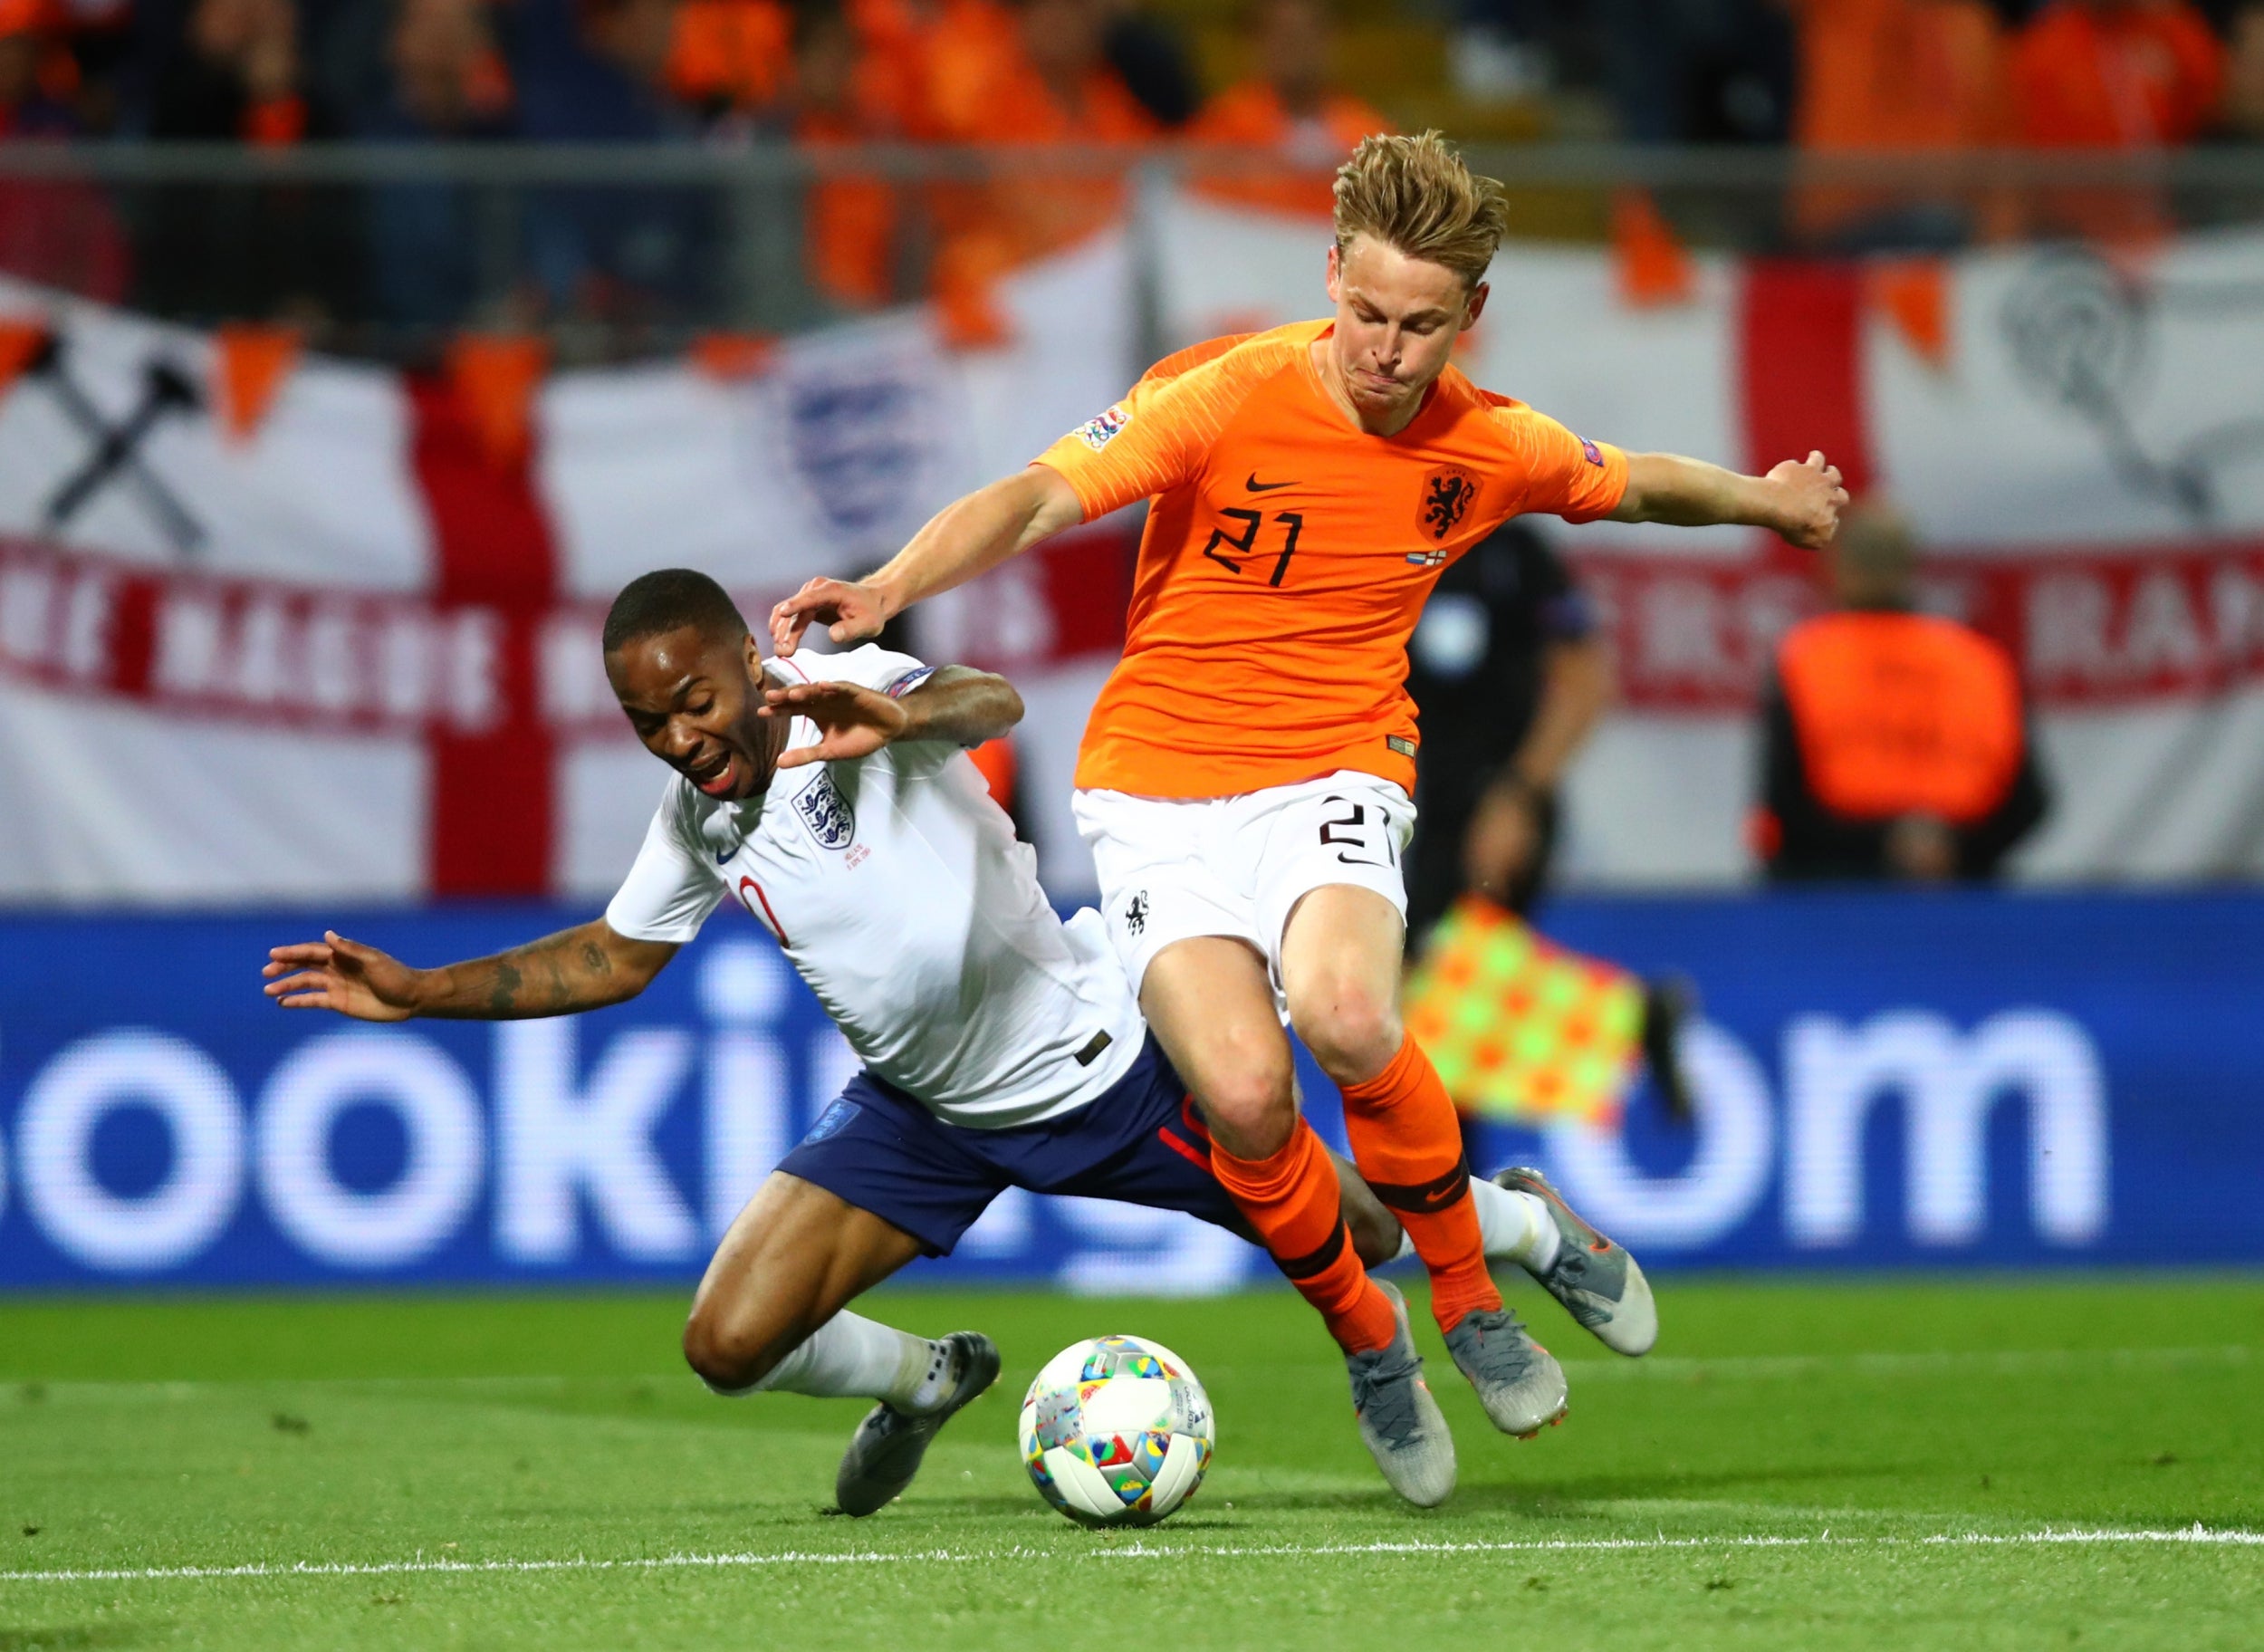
[1766,450,1849,550]
[765,680,909,770]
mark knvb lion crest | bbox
[793,770,857,850]
[1418,466,1479,542]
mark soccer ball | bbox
[1019,1334,1214,1527]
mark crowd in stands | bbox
[1,0,2261,334]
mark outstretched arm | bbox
[764,665,1025,771]
[1610,450,1848,549]
[769,466,1085,654]
[263,918,678,1022]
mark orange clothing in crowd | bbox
[2012,0,2226,147]
[907,0,1022,138]
[1187,82,1391,216]
[1792,0,2011,150]
[1789,0,2013,238]
[800,105,900,306]
[667,0,792,111]
[1032,322,1628,800]
[923,13,1154,303]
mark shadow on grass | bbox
[0,1628,156,1651]
[993,1462,1908,1523]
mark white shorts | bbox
[1073,772,1416,1007]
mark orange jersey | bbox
[1035,322,1628,800]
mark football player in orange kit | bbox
[773,132,1847,1506]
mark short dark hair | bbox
[602,569,749,655]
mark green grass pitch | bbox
[2,1275,2259,1650]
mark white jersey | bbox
[605,645,1146,1129]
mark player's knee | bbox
[1192,1053,1297,1158]
[683,1300,791,1394]
[1289,984,1402,1087]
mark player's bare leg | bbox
[684,1173,1001,1515]
[1140,936,1454,1503]
[1281,885,1567,1437]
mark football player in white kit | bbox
[264,570,1653,1515]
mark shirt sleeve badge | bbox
[1074,404,1131,450]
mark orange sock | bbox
[1212,1118,1398,1355]
[1338,1033,1501,1333]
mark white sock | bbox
[724,1311,949,1412]
[1392,1180,1559,1273]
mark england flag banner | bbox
[0,231,1136,908]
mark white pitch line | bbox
[1,1527,2258,1584]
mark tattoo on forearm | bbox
[432,924,624,1021]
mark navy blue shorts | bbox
[775,1033,1253,1257]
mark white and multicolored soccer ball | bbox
[1019,1334,1214,1527]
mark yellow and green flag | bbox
[1404,896,1644,1128]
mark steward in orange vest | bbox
[1757,504,2048,882]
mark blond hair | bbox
[1331,131,1508,290]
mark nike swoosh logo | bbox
[715,844,735,864]
[1244,473,1296,493]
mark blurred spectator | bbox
[924,0,1154,313]
[0,0,130,299]
[1187,0,1390,216]
[2226,0,2264,138]
[2013,0,2225,148]
[2010,0,2227,241]
[791,0,908,307]
[913,0,1015,133]
[1787,0,2018,250]
[1,0,79,136]
[923,0,1146,143]
[1755,502,2048,884]
[140,0,354,322]
[513,0,713,331]
[667,0,791,122]
[150,0,325,141]
[514,0,683,139]
[1597,0,1795,142]
[359,0,514,329]
[55,0,130,134]
[1451,0,1556,103]
[1098,0,1194,128]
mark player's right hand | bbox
[769,577,888,656]
[262,931,420,1021]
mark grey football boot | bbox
[1346,1280,1457,1508]
[1441,1300,1568,1439]
[1494,1165,1659,1357]
[834,1331,1002,1516]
